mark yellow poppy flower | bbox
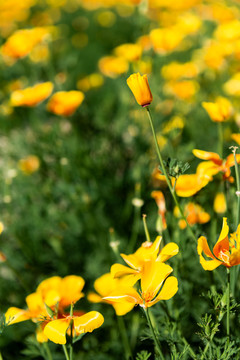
[198,218,240,270]
[47,91,84,116]
[43,311,104,344]
[127,73,153,107]
[98,56,129,78]
[111,236,178,281]
[202,97,232,122]
[114,43,142,62]
[10,82,53,107]
[105,261,178,310]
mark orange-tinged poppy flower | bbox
[36,275,85,311]
[149,27,183,54]
[198,218,240,270]
[202,97,232,122]
[174,203,210,229]
[214,192,227,214]
[88,273,137,316]
[193,149,240,182]
[10,82,53,107]
[105,261,178,309]
[111,236,178,281]
[18,155,40,175]
[127,73,153,107]
[47,91,84,116]
[43,311,104,344]
[151,191,167,230]
[231,133,240,145]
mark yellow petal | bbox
[5,307,30,325]
[87,292,103,303]
[111,263,140,278]
[73,311,104,334]
[157,242,179,262]
[134,236,162,262]
[26,292,45,315]
[59,275,85,308]
[197,236,222,270]
[44,319,69,344]
[141,261,173,298]
[103,286,141,305]
[193,149,222,165]
[120,254,141,270]
[150,276,178,306]
[127,73,153,107]
[112,302,136,316]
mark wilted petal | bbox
[198,236,222,270]
[43,318,69,344]
[74,311,104,335]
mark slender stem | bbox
[226,268,230,343]
[144,308,164,360]
[232,147,240,227]
[62,344,70,360]
[218,122,223,158]
[145,107,197,242]
[142,214,151,243]
[117,316,133,360]
[69,303,74,360]
[43,342,53,360]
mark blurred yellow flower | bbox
[174,203,210,229]
[127,73,153,107]
[202,97,232,122]
[161,61,199,81]
[19,155,40,175]
[163,80,198,100]
[47,91,84,116]
[150,27,183,54]
[1,27,51,60]
[44,311,104,344]
[98,56,129,78]
[10,82,53,107]
[114,43,142,62]
[231,133,240,145]
[214,192,227,214]
[224,73,240,96]
[77,73,104,92]
[198,218,240,270]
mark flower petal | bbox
[44,319,69,344]
[213,217,229,258]
[150,276,178,306]
[5,307,30,325]
[73,311,104,334]
[111,263,140,279]
[197,236,222,270]
[103,286,141,304]
[141,261,173,298]
[193,149,222,165]
[157,242,179,262]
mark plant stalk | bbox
[144,307,164,360]
[117,315,133,360]
[227,267,230,344]
[145,107,197,242]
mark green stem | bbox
[69,303,74,360]
[233,148,240,228]
[43,342,53,360]
[218,122,223,158]
[144,308,164,360]
[226,268,230,343]
[117,316,133,360]
[145,107,197,242]
[62,345,70,360]
[142,214,151,243]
